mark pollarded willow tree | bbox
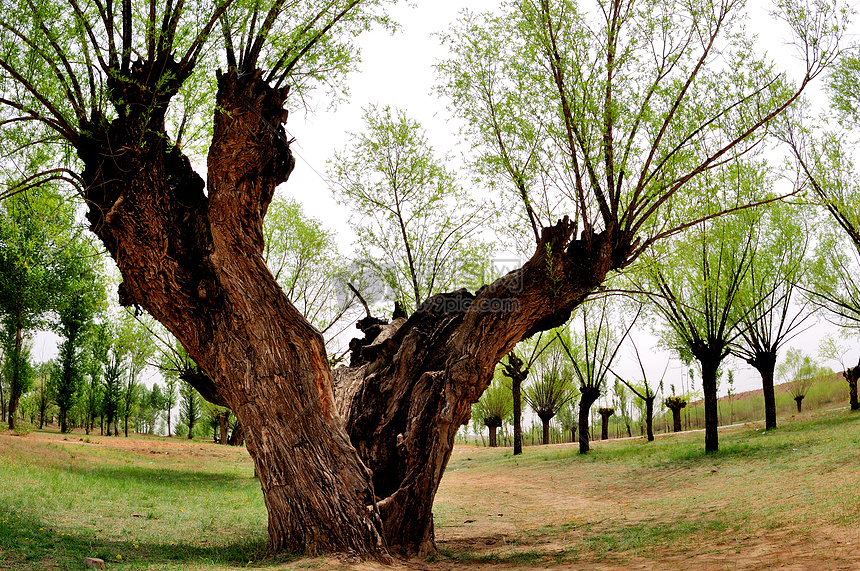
[0,0,849,559]
[525,345,577,445]
[555,296,637,453]
[731,200,813,430]
[638,162,769,452]
[472,371,513,447]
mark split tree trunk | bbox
[79,50,633,556]
[748,351,777,430]
[335,219,627,554]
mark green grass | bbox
[3,410,860,569]
[435,408,860,566]
[0,433,284,570]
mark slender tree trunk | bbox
[0,377,5,423]
[577,388,600,454]
[8,323,24,430]
[645,397,655,442]
[748,351,777,430]
[218,412,229,445]
[844,359,860,411]
[502,353,527,455]
[512,374,523,455]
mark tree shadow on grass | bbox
[62,461,253,489]
[0,510,294,570]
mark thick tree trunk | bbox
[748,351,777,430]
[7,393,19,431]
[540,417,551,445]
[577,388,601,454]
[488,424,498,447]
[80,63,389,558]
[795,396,804,413]
[335,220,625,553]
[228,421,244,446]
[79,49,631,556]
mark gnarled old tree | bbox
[0,0,847,559]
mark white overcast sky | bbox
[33,0,860,398]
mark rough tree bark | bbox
[747,351,777,429]
[334,220,630,554]
[577,387,601,454]
[78,44,633,556]
[80,59,387,558]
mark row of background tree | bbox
[471,340,846,449]
[0,189,239,442]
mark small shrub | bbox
[13,424,32,437]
